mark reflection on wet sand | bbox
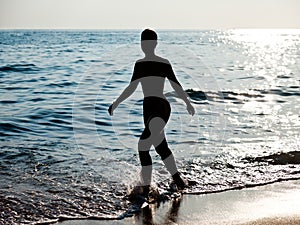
[135,197,182,225]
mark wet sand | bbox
[58,180,300,225]
[238,216,300,225]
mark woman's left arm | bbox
[167,62,195,116]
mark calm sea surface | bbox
[0,30,299,224]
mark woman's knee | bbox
[148,117,165,134]
[155,141,172,160]
[138,138,151,152]
[138,150,152,166]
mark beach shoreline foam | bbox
[56,179,300,225]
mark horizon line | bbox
[1,27,300,31]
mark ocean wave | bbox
[0,100,18,104]
[0,122,34,134]
[262,88,300,97]
[179,150,300,195]
[1,146,299,224]
[0,63,40,73]
[184,88,300,105]
[0,109,73,137]
[45,81,77,88]
[185,88,265,104]
[243,151,300,165]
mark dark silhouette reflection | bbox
[135,197,182,225]
[109,29,195,193]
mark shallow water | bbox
[0,30,299,224]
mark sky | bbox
[0,0,300,29]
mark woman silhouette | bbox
[108,29,195,192]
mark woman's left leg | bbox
[154,133,178,176]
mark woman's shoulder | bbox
[135,56,170,65]
[155,56,170,65]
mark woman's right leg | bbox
[138,127,152,186]
[139,122,187,189]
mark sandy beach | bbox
[238,216,300,225]
[57,179,300,225]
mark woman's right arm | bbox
[108,80,139,116]
[108,62,140,116]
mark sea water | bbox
[0,30,299,224]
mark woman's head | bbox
[141,29,157,41]
[141,29,158,55]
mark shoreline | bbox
[238,216,300,225]
[56,179,300,225]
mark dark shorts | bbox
[139,96,173,165]
[143,96,171,127]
